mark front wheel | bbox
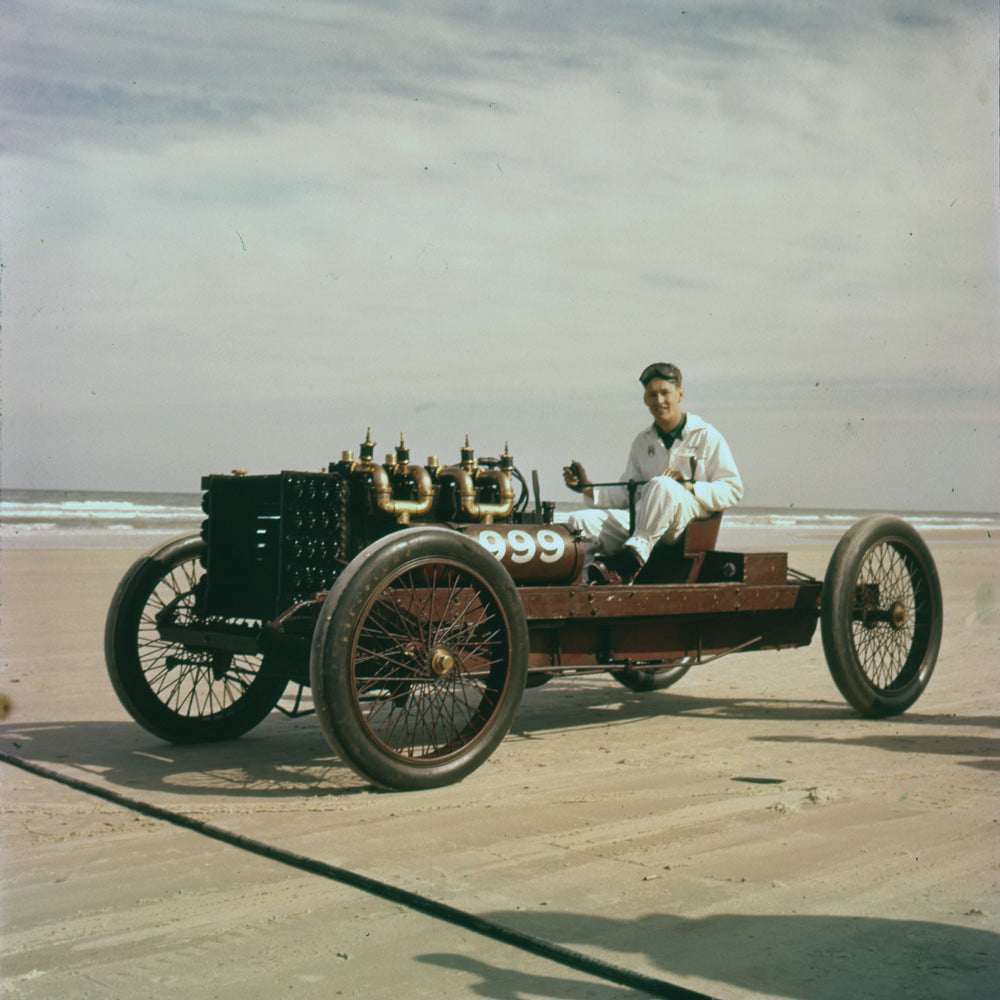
[105,534,286,742]
[821,516,942,717]
[310,528,529,790]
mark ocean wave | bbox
[2,490,996,549]
[1,500,199,521]
[554,507,999,536]
[0,521,60,534]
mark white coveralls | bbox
[567,413,743,566]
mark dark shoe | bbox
[588,549,643,585]
[588,559,625,585]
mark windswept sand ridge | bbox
[1,536,997,999]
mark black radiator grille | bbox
[201,470,349,620]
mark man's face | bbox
[643,378,684,431]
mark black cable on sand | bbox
[2,750,719,1000]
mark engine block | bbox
[200,470,350,620]
[199,432,558,621]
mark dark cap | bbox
[639,362,682,386]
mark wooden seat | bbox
[635,511,723,584]
[680,511,723,554]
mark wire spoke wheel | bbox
[138,556,244,717]
[821,516,942,716]
[311,528,528,790]
[354,563,511,757]
[849,542,927,688]
[106,535,286,742]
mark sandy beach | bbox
[1,533,998,998]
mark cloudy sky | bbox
[2,1,997,510]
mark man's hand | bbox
[562,460,593,498]
[665,469,695,492]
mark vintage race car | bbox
[105,433,942,790]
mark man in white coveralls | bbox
[562,362,743,584]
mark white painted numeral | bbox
[508,529,535,563]
[537,529,564,563]
[478,529,506,561]
[475,528,565,566]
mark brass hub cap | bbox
[889,601,908,630]
[428,647,456,677]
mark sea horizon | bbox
[1,486,996,550]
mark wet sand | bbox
[1,536,998,998]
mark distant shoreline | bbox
[1,487,995,551]
[3,486,997,518]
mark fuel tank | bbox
[457,523,584,585]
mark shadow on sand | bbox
[419,908,1000,1000]
[1,678,996,796]
[0,715,368,798]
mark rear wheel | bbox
[310,528,528,790]
[105,535,286,742]
[611,662,693,692]
[821,516,942,717]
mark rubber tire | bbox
[105,534,286,743]
[821,515,942,717]
[524,672,555,688]
[310,527,529,790]
[611,662,693,692]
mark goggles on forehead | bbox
[639,362,682,386]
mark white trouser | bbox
[567,476,704,567]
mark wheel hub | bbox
[889,601,907,630]
[428,646,456,676]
